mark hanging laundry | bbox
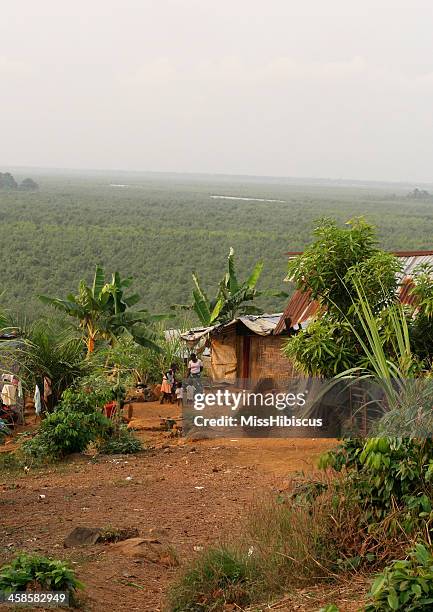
[34,385,42,416]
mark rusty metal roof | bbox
[274,289,319,334]
[398,278,417,307]
[275,250,433,335]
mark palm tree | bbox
[191,248,287,326]
[39,266,163,355]
[18,319,86,409]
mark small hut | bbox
[181,314,294,386]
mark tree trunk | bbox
[87,336,95,355]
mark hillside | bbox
[1,170,433,320]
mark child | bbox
[186,381,195,405]
[175,382,184,406]
[160,373,173,404]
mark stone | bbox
[110,537,178,566]
[64,527,102,548]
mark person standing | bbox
[160,363,178,404]
[187,353,203,379]
[175,382,184,406]
[188,353,203,393]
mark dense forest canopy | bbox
[1,170,433,321]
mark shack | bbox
[181,314,294,386]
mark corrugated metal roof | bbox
[180,326,214,343]
[180,313,283,341]
[398,278,417,306]
[275,251,433,335]
[274,290,319,334]
[398,254,433,280]
[235,313,283,336]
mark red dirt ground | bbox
[0,402,342,611]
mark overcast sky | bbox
[2,1,433,182]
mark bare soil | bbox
[0,402,362,611]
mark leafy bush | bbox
[22,409,112,460]
[59,386,112,414]
[0,553,84,601]
[320,438,433,531]
[365,542,433,611]
[283,316,355,376]
[283,218,403,376]
[97,426,143,455]
[0,418,10,444]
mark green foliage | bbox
[0,171,38,191]
[374,379,433,438]
[18,319,86,407]
[2,175,431,323]
[286,218,400,315]
[365,543,433,611]
[283,218,403,376]
[320,438,433,529]
[0,553,84,597]
[285,218,433,380]
[283,316,355,376]
[58,386,112,414]
[406,264,433,365]
[86,329,185,388]
[191,248,286,326]
[22,409,112,460]
[0,171,18,190]
[0,418,11,444]
[19,177,39,191]
[40,265,163,355]
[97,426,143,454]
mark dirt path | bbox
[0,402,335,611]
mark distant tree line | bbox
[407,187,431,199]
[0,172,39,191]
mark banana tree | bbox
[191,248,287,326]
[39,266,165,355]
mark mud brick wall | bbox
[249,335,298,384]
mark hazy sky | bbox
[2,1,433,182]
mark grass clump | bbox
[97,425,143,455]
[169,547,255,611]
[98,526,139,543]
